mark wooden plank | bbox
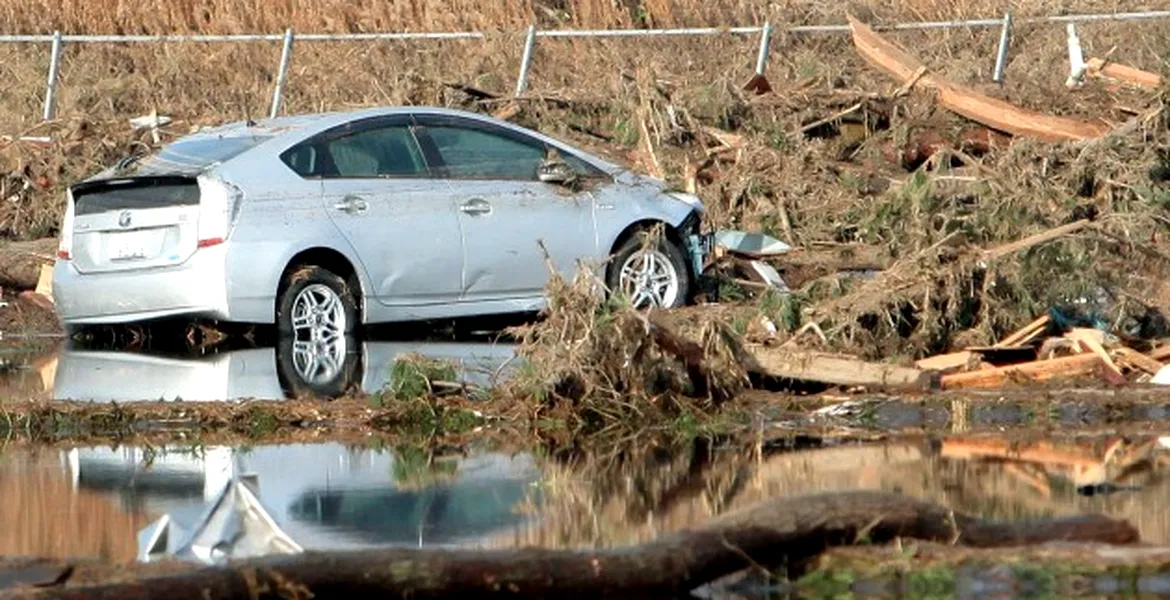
[745,346,930,391]
[982,220,1093,262]
[1065,328,1127,385]
[1115,347,1166,376]
[1086,57,1162,89]
[996,315,1051,347]
[1148,344,1170,362]
[935,85,1112,142]
[915,351,974,372]
[846,16,1113,142]
[940,353,1112,390]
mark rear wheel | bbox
[606,230,692,309]
[276,265,358,340]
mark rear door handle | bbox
[333,195,369,214]
[459,198,492,216]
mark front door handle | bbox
[459,198,492,216]
[333,195,369,214]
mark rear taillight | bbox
[57,188,75,261]
[196,176,243,249]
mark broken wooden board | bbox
[940,353,1116,390]
[996,315,1051,348]
[1115,347,1166,376]
[1148,344,1170,362]
[744,346,931,391]
[1086,57,1162,89]
[915,351,974,373]
[1064,328,1126,384]
[846,16,1113,142]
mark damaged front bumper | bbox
[686,225,792,293]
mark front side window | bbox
[281,124,429,179]
[420,122,608,181]
[424,126,546,180]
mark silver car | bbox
[52,106,708,341]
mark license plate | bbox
[108,230,158,261]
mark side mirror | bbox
[538,147,578,187]
[537,158,577,186]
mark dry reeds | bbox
[501,237,748,427]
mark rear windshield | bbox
[124,134,274,176]
[73,179,201,216]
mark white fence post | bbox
[514,24,537,97]
[42,30,62,121]
[269,28,294,119]
[992,12,1012,83]
[754,21,773,76]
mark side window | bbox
[281,124,429,178]
[423,126,546,180]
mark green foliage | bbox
[382,355,459,404]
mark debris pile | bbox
[917,312,1170,390]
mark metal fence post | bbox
[514,24,537,97]
[269,28,294,119]
[992,12,1013,84]
[754,21,773,76]
[42,30,62,121]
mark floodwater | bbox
[3,337,1170,597]
[2,432,1170,596]
[0,334,518,402]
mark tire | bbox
[276,265,358,338]
[606,229,692,309]
[276,334,361,399]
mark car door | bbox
[411,114,600,301]
[290,115,464,307]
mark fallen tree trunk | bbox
[4,491,1138,600]
[0,238,55,290]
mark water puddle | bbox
[4,432,1169,564]
[0,335,517,402]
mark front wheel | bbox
[606,231,692,309]
[276,265,358,340]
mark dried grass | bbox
[501,240,748,429]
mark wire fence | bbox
[20,9,1170,122]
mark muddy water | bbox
[4,340,1170,597]
[2,433,1169,574]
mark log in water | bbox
[1,491,1139,600]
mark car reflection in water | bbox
[52,332,519,402]
[68,443,540,553]
[52,334,531,555]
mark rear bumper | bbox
[53,245,231,325]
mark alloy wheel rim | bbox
[618,248,680,308]
[292,333,348,385]
[290,283,347,383]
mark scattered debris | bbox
[917,314,1170,390]
[138,470,302,564]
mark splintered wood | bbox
[917,315,1169,391]
[846,15,1114,142]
